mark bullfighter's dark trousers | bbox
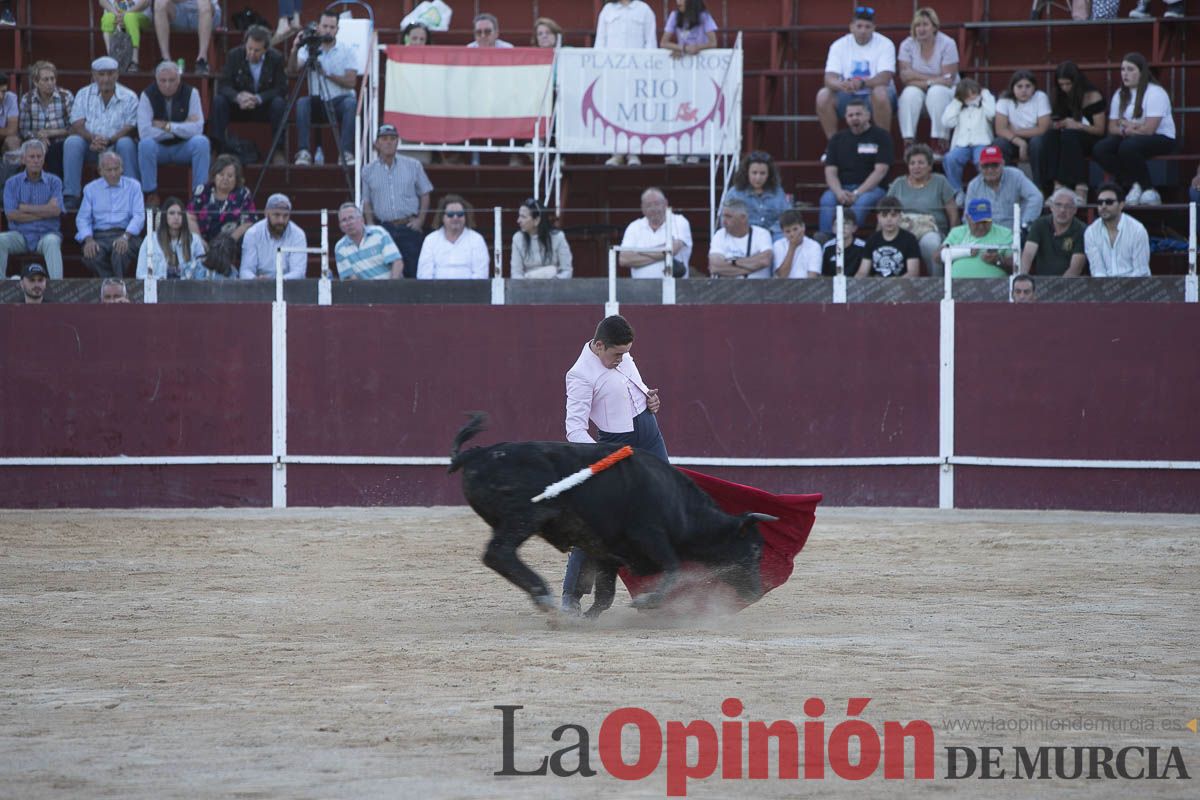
[562,410,670,607]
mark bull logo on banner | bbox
[580,77,725,154]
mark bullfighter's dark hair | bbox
[594,315,634,348]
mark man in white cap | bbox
[137,60,210,206]
[63,56,139,211]
[239,192,308,279]
[360,123,432,277]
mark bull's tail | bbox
[448,412,489,473]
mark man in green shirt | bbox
[937,198,1013,278]
[1019,188,1086,276]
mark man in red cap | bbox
[964,144,1043,233]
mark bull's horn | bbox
[746,513,779,523]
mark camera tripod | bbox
[254,36,356,200]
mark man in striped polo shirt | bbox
[334,202,403,279]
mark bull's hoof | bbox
[630,591,665,610]
[582,605,608,620]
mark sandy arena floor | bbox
[1,506,1198,799]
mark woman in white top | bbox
[596,0,657,166]
[896,7,959,156]
[136,196,216,279]
[510,198,572,278]
[992,69,1052,183]
[416,195,490,279]
[1092,52,1177,206]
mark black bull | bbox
[449,414,775,619]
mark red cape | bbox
[618,468,822,612]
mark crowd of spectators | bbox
[1,2,1194,294]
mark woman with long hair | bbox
[723,150,790,240]
[136,196,216,279]
[1092,52,1177,205]
[511,198,572,278]
[660,0,717,58]
[993,69,1052,180]
[416,195,490,279]
[1036,61,1106,204]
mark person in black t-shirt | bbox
[821,216,867,276]
[857,196,921,277]
[819,97,894,234]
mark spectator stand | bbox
[370,33,744,232]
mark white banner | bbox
[555,47,741,156]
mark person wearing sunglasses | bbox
[466,12,513,48]
[511,199,572,279]
[816,6,896,141]
[1083,182,1150,277]
[416,194,489,279]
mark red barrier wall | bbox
[2,303,1197,511]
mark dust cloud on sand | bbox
[1,507,1197,798]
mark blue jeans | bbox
[63,135,139,197]
[944,145,987,193]
[562,410,669,607]
[819,183,885,234]
[296,93,356,155]
[277,0,301,17]
[137,135,211,194]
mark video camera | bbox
[299,22,335,56]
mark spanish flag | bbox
[383,45,554,143]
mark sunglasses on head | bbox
[444,210,466,218]
[855,6,875,17]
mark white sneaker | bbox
[341,152,355,166]
[664,155,682,165]
[627,154,642,166]
[294,149,312,166]
[685,155,701,164]
[1125,182,1144,205]
[604,154,625,166]
[954,190,965,207]
[1139,188,1162,205]
[1164,2,1184,18]
[1129,0,1151,17]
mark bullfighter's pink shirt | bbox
[565,341,650,443]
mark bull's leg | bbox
[482,532,555,613]
[583,564,618,620]
[628,533,682,610]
